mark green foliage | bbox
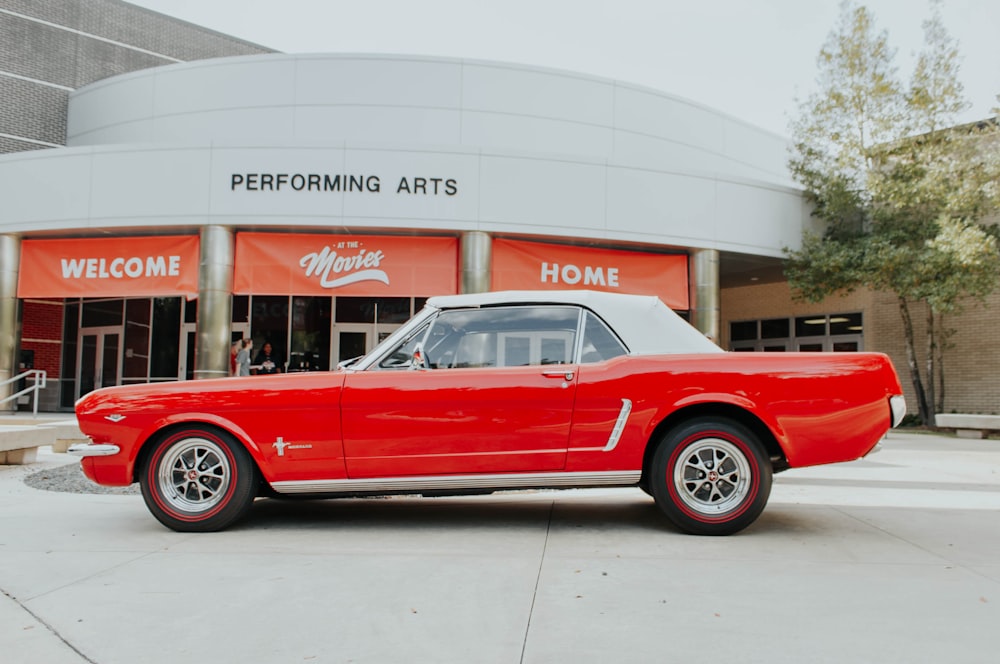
[786,0,1000,424]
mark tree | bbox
[786,0,1000,425]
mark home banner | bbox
[491,238,689,309]
[234,233,459,296]
[18,235,200,298]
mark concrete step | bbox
[0,417,86,464]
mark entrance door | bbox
[331,323,374,368]
[331,323,402,368]
[77,326,122,399]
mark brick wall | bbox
[722,281,1000,417]
[0,0,275,152]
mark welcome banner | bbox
[492,238,689,309]
[234,233,458,296]
[18,235,200,298]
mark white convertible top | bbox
[426,290,722,355]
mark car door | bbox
[340,305,581,478]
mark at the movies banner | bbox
[18,235,200,298]
[491,238,689,309]
[234,233,458,296]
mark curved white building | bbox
[1,52,809,410]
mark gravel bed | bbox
[23,462,140,495]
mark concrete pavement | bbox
[1,430,999,663]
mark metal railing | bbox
[0,370,47,415]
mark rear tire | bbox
[140,426,257,532]
[650,417,771,536]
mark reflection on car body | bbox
[71,290,906,535]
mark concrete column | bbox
[194,226,235,380]
[460,231,492,294]
[688,248,720,343]
[0,235,20,410]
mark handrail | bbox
[0,370,47,415]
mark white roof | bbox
[426,290,722,355]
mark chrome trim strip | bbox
[603,398,632,451]
[569,398,633,453]
[271,470,641,495]
[67,443,120,457]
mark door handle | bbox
[542,370,574,381]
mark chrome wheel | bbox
[156,437,232,514]
[672,437,752,516]
[650,417,772,536]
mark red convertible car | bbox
[71,290,906,535]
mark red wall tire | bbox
[140,426,257,532]
[650,417,772,535]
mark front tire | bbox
[650,417,771,535]
[140,426,257,532]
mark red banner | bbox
[18,236,200,298]
[234,233,458,296]
[491,239,689,309]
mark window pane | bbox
[336,297,411,324]
[290,296,330,372]
[730,320,757,341]
[150,297,181,379]
[760,318,789,339]
[581,312,627,362]
[251,296,289,371]
[60,301,80,408]
[432,306,578,369]
[82,299,123,327]
[184,298,198,324]
[795,316,827,337]
[232,295,249,323]
[123,299,151,379]
[830,313,862,335]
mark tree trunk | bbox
[935,312,946,414]
[898,296,930,425]
[925,306,937,424]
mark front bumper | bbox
[67,443,120,457]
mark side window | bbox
[420,306,580,369]
[579,311,627,363]
[377,322,430,369]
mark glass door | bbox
[331,323,374,368]
[77,326,122,399]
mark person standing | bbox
[236,338,253,377]
[254,342,282,374]
[230,340,241,376]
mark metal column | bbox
[194,226,235,380]
[0,235,20,410]
[460,231,492,294]
[688,248,720,343]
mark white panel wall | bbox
[0,54,810,258]
[0,151,94,232]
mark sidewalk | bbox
[2,430,999,663]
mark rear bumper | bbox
[890,395,907,428]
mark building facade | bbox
[3,1,995,418]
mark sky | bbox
[128,0,1000,137]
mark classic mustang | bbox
[71,290,906,535]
